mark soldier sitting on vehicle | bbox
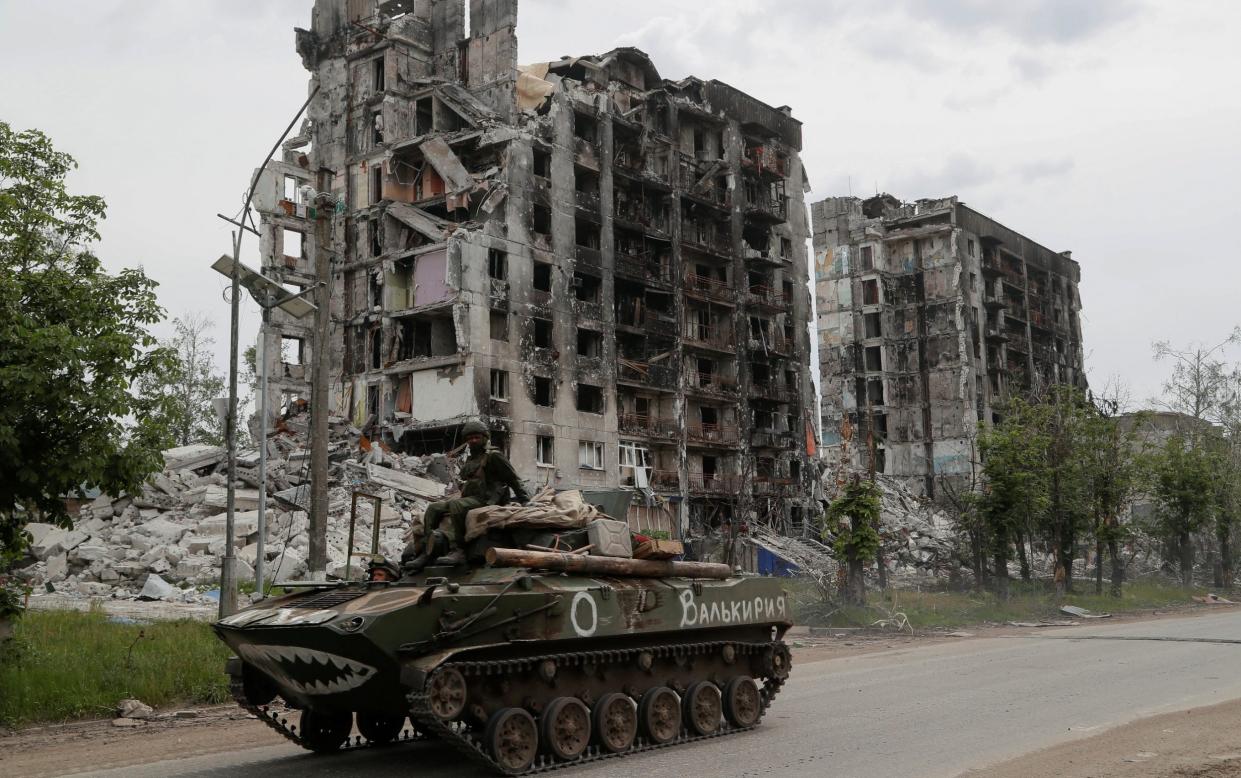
[401,420,530,573]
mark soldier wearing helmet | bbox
[402,420,530,573]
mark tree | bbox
[1150,436,1219,588]
[822,477,881,605]
[0,122,174,610]
[136,312,225,447]
[1082,390,1142,597]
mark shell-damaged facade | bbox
[253,0,817,550]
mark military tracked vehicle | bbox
[215,549,793,774]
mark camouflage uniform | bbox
[420,445,530,546]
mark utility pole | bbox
[308,168,332,579]
[219,228,242,619]
[255,297,271,595]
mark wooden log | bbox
[485,547,731,579]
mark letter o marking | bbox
[570,591,598,637]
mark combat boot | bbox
[434,548,467,566]
[402,532,446,575]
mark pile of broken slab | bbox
[14,418,452,606]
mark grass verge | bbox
[791,577,1214,631]
[0,607,231,727]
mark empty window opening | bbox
[751,362,770,385]
[533,317,553,348]
[862,278,880,305]
[532,261,552,292]
[574,112,598,144]
[864,312,882,338]
[575,219,600,249]
[488,248,507,280]
[370,164,384,202]
[577,384,604,414]
[780,237,793,258]
[700,406,719,427]
[533,147,551,177]
[399,316,458,360]
[490,311,508,341]
[701,455,718,479]
[490,369,509,401]
[864,346,882,372]
[280,336,305,365]
[534,376,554,407]
[866,378,884,405]
[532,204,552,236]
[536,435,555,467]
[790,460,801,481]
[370,328,382,370]
[371,109,384,145]
[371,56,385,92]
[369,217,382,257]
[578,440,604,469]
[755,408,773,429]
[574,272,601,302]
[578,329,603,359]
[369,272,383,308]
[574,166,599,193]
[415,97,433,137]
[283,229,304,259]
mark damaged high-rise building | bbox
[812,194,1086,496]
[249,0,817,549]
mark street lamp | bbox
[210,256,317,600]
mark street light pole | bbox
[255,299,271,595]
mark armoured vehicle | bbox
[215,551,793,774]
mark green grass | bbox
[0,608,232,727]
[790,577,1211,631]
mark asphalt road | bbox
[74,610,1241,778]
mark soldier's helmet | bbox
[462,420,490,439]
[367,556,400,581]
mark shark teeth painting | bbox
[238,644,377,696]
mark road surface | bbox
[63,609,1241,777]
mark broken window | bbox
[574,272,601,303]
[532,261,552,293]
[577,384,604,414]
[863,312,882,339]
[399,315,457,360]
[534,376,554,407]
[533,146,551,177]
[283,229,304,259]
[578,328,603,359]
[488,248,507,280]
[862,278,880,305]
[574,111,598,144]
[283,175,303,204]
[533,317,553,348]
[780,237,793,258]
[968,238,976,257]
[578,440,604,469]
[372,56,385,92]
[860,245,874,271]
[490,369,509,401]
[865,346,882,372]
[619,441,651,484]
[371,109,384,145]
[490,311,508,341]
[370,328,382,370]
[536,435,555,467]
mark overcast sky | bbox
[2,0,1239,407]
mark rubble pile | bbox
[872,476,962,580]
[15,416,454,604]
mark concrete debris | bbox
[111,718,143,728]
[13,418,456,605]
[1193,593,1237,605]
[1060,605,1111,619]
[116,699,154,720]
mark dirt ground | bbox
[968,698,1241,777]
[1,605,1236,778]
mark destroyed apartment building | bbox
[249,0,817,541]
[813,194,1086,497]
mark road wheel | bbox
[485,707,539,774]
[593,692,637,753]
[356,712,406,745]
[638,686,680,744]
[427,667,468,720]
[683,681,722,735]
[722,676,762,727]
[541,697,591,761]
[298,709,351,753]
[761,643,792,680]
